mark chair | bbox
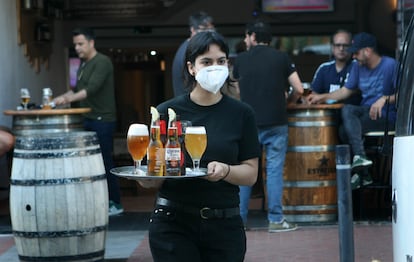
[355,130,394,220]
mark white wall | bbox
[0,0,66,128]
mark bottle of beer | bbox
[175,115,186,175]
[159,113,167,146]
[147,107,164,176]
[165,108,181,176]
[147,126,164,176]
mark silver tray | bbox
[110,166,208,180]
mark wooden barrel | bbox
[9,131,108,261]
[283,108,339,223]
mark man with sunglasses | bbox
[308,32,397,189]
[311,29,361,105]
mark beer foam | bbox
[128,124,148,136]
[185,126,206,134]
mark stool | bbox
[355,131,394,220]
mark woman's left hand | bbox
[204,161,229,182]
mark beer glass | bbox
[302,82,312,97]
[184,126,207,174]
[20,88,30,110]
[127,124,150,174]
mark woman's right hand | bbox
[137,179,164,189]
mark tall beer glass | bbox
[127,124,149,174]
[184,126,207,174]
[20,88,30,110]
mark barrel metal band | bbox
[15,133,99,151]
[13,114,82,124]
[13,224,107,238]
[18,250,105,262]
[10,174,106,186]
[283,204,337,211]
[13,146,101,159]
[284,214,337,223]
[288,110,335,117]
[287,145,336,152]
[13,124,84,135]
[288,121,336,127]
[284,180,337,187]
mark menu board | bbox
[262,0,334,13]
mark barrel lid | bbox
[3,108,91,116]
[287,104,343,110]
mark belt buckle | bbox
[200,207,212,219]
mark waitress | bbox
[140,31,260,262]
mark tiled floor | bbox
[126,223,392,262]
[0,221,392,262]
[0,184,393,262]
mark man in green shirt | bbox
[54,27,122,216]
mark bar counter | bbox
[4,108,91,136]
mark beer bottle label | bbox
[148,147,164,176]
[148,125,164,176]
[165,147,181,176]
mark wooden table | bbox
[283,103,343,222]
[4,108,91,136]
[258,104,345,222]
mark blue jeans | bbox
[341,104,394,156]
[84,119,120,204]
[239,125,288,224]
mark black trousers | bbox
[148,204,246,262]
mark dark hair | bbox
[331,29,352,44]
[72,27,95,40]
[183,31,231,90]
[188,11,213,30]
[246,20,272,44]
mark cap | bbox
[347,32,377,53]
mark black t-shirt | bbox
[233,45,296,127]
[157,94,261,208]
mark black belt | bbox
[156,197,240,219]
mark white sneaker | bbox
[108,200,124,216]
[268,219,298,233]
[351,155,373,169]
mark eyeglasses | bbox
[333,43,350,49]
[195,27,215,33]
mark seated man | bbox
[311,29,361,105]
[308,32,397,189]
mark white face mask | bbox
[195,65,229,94]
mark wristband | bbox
[222,164,230,180]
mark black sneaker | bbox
[351,173,361,190]
[361,174,373,186]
